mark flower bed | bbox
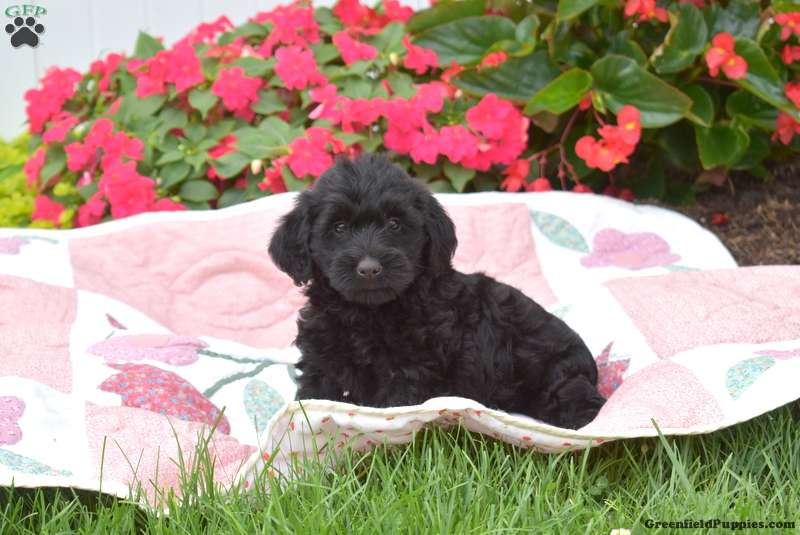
[8,0,800,228]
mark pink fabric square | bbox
[70,210,306,349]
[606,266,800,358]
[84,403,254,500]
[0,275,75,393]
[448,203,557,306]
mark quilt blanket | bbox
[1,191,798,500]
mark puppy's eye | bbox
[333,221,347,234]
[387,218,402,231]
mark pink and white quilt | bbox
[1,191,798,500]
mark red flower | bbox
[441,61,465,84]
[99,363,231,434]
[466,93,517,140]
[24,67,82,133]
[402,36,438,75]
[287,128,343,178]
[212,67,262,111]
[572,184,593,193]
[255,4,320,56]
[89,52,125,92]
[782,45,800,65]
[208,134,237,159]
[408,126,440,164]
[619,188,636,202]
[599,105,641,146]
[773,112,800,144]
[152,198,186,212]
[274,46,327,90]
[526,177,553,192]
[437,125,479,164]
[705,32,747,80]
[32,195,64,225]
[65,142,94,172]
[578,93,593,111]
[99,161,157,219]
[575,136,626,172]
[623,0,668,22]
[775,12,800,41]
[127,52,169,98]
[710,212,730,225]
[42,111,79,144]
[165,42,205,93]
[786,81,800,108]
[178,15,233,46]
[24,147,46,187]
[411,83,446,113]
[479,51,508,69]
[383,0,413,22]
[576,105,641,171]
[332,31,378,65]
[500,159,530,192]
[77,192,107,227]
[260,157,289,193]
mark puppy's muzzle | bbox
[356,256,383,280]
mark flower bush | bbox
[10,0,800,228]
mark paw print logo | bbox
[5,16,44,48]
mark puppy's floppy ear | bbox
[269,192,315,285]
[423,195,457,274]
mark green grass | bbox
[2,404,799,534]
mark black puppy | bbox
[269,154,605,429]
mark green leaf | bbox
[310,43,340,65]
[513,14,539,51]
[179,180,218,202]
[407,0,485,33]
[133,31,164,59]
[608,33,648,66]
[188,88,219,120]
[281,166,309,191]
[591,54,692,127]
[156,150,185,166]
[525,68,592,115]
[735,39,799,119]
[414,16,516,66]
[427,180,457,193]
[230,21,270,39]
[370,22,406,54]
[705,0,760,39]
[251,90,287,115]
[78,183,98,201]
[159,108,188,134]
[217,187,248,208]
[234,57,274,77]
[160,161,191,190]
[726,90,777,131]
[684,84,714,127]
[314,6,344,35]
[340,78,375,99]
[732,130,770,170]
[40,147,66,181]
[557,0,598,21]
[652,4,708,74]
[531,211,590,253]
[695,124,749,169]
[210,151,250,179]
[117,94,166,124]
[235,127,289,160]
[455,50,560,102]
[443,161,475,192]
[184,124,207,145]
[387,71,416,99]
[657,122,700,171]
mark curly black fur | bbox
[269,154,605,429]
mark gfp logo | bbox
[5,4,46,48]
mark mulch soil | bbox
[666,165,799,267]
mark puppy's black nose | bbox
[356,257,383,279]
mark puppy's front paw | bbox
[551,375,606,430]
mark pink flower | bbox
[333,31,378,65]
[437,125,479,164]
[409,126,440,164]
[274,46,327,90]
[77,192,107,227]
[775,12,800,41]
[98,161,156,219]
[526,177,552,192]
[178,15,233,46]
[383,0,413,22]
[624,0,668,22]
[500,159,530,192]
[165,42,205,93]
[65,142,94,172]
[127,53,169,98]
[99,363,231,434]
[705,32,747,80]
[24,147,46,187]
[42,112,79,144]
[89,52,125,92]
[89,334,208,365]
[581,229,681,270]
[412,83,446,113]
[773,112,800,144]
[100,131,144,171]
[32,195,64,226]
[208,134,237,159]
[152,198,187,212]
[402,36,438,75]
[466,94,517,140]
[260,157,289,193]
[782,45,800,65]
[24,67,81,133]
[254,3,320,56]
[479,51,508,69]
[0,396,25,446]
[786,81,800,108]
[333,0,374,26]
[287,129,337,178]
[212,67,263,111]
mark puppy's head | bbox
[268,154,457,305]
